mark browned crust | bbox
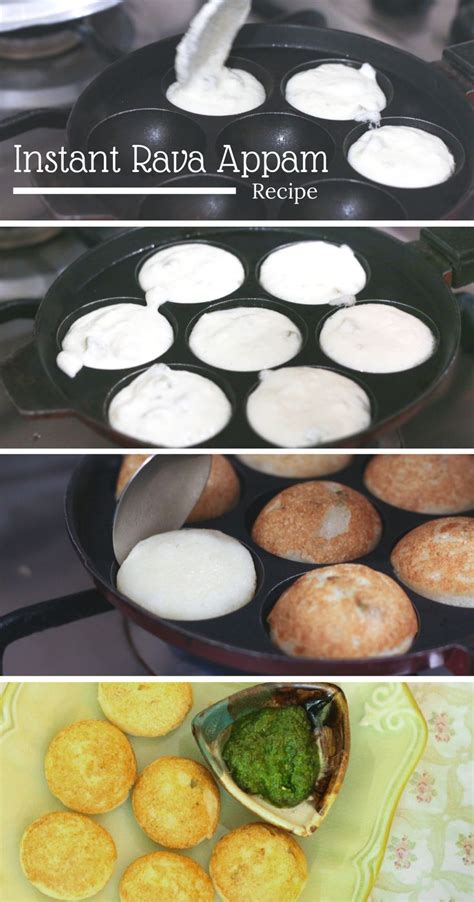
[209,822,307,902]
[251,481,382,564]
[268,563,418,658]
[391,517,474,604]
[238,454,353,478]
[45,720,136,814]
[20,812,116,900]
[364,454,474,514]
[132,757,220,849]
[119,852,213,902]
[98,682,193,737]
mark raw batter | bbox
[56,303,174,378]
[189,306,302,371]
[347,125,455,189]
[108,363,231,447]
[138,242,245,305]
[117,528,257,619]
[319,303,435,373]
[246,366,372,447]
[286,62,387,123]
[259,241,367,306]
[166,0,265,116]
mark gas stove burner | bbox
[0,226,62,250]
[0,1,123,35]
[0,25,80,61]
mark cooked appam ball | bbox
[132,757,220,848]
[115,453,240,520]
[237,454,353,478]
[119,852,214,902]
[252,480,382,564]
[391,517,474,607]
[364,454,474,514]
[20,812,116,901]
[210,822,307,902]
[268,564,418,658]
[98,682,193,737]
[45,720,136,814]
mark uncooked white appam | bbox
[286,62,387,122]
[319,303,435,373]
[108,364,231,447]
[247,367,372,447]
[347,125,456,188]
[138,243,245,306]
[56,303,174,378]
[259,241,367,306]
[189,306,302,371]
[117,529,257,620]
[167,67,265,116]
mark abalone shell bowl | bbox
[192,682,350,837]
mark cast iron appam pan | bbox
[0,453,472,676]
[1,22,473,220]
[1,226,473,449]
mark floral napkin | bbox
[371,683,473,902]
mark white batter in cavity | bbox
[56,303,174,379]
[189,306,302,371]
[166,0,265,116]
[259,241,367,306]
[108,363,231,447]
[247,366,371,447]
[286,62,387,123]
[117,528,257,620]
[319,303,435,373]
[138,243,245,306]
[348,125,455,189]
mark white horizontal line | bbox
[13,186,236,196]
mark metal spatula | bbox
[113,454,212,564]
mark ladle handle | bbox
[0,590,112,675]
[416,227,474,288]
[0,109,69,143]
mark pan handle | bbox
[444,639,474,676]
[1,342,69,416]
[0,298,40,324]
[0,109,69,143]
[0,590,113,675]
[415,227,474,288]
[442,40,474,99]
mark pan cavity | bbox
[188,301,303,371]
[107,363,232,447]
[117,528,257,620]
[280,179,407,220]
[137,241,245,306]
[56,299,174,379]
[165,0,266,116]
[246,366,372,448]
[346,120,457,189]
[318,302,436,374]
[139,174,267,221]
[284,60,390,124]
[258,241,367,306]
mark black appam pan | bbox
[1,226,473,449]
[1,22,473,220]
[0,453,472,676]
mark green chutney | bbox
[222,705,319,808]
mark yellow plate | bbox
[0,682,427,902]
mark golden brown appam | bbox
[238,453,353,478]
[20,812,116,901]
[98,682,193,737]
[119,852,213,902]
[391,517,474,607]
[268,563,418,658]
[116,454,240,520]
[364,454,474,514]
[209,822,307,902]
[45,720,136,814]
[132,757,220,849]
[251,480,382,564]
